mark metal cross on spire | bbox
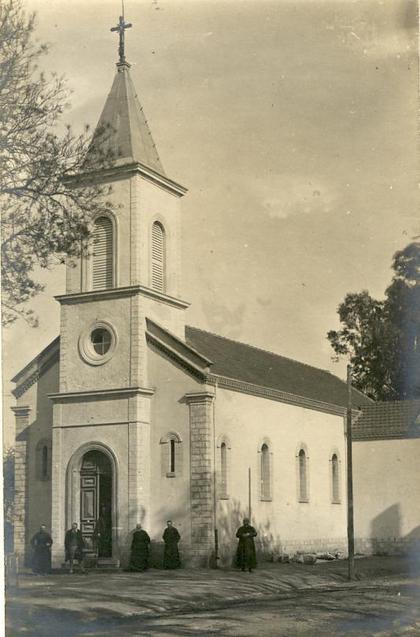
[110,6,132,65]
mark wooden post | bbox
[346,364,355,581]
[248,467,252,520]
[214,528,219,568]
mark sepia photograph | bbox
[1,0,419,635]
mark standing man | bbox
[235,518,257,573]
[129,523,151,572]
[30,524,53,575]
[162,520,181,569]
[65,522,85,574]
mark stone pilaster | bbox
[185,390,215,567]
[127,393,152,558]
[51,424,65,567]
[11,406,31,563]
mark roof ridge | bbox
[186,324,335,377]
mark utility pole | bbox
[248,467,252,520]
[346,364,355,581]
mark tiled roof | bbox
[353,400,420,440]
[185,326,371,409]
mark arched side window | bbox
[151,221,166,292]
[260,443,272,501]
[298,448,309,502]
[36,439,52,481]
[92,216,114,290]
[220,442,228,496]
[160,432,183,478]
[216,437,231,500]
[331,453,341,503]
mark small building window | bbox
[331,453,341,503]
[151,221,166,292]
[92,216,114,290]
[36,439,52,481]
[217,436,230,500]
[170,438,176,473]
[160,433,182,478]
[260,443,272,501]
[298,448,309,502]
[220,442,228,498]
[41,446,48,480]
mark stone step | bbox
[96,558,120,569]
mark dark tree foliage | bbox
[0,0,114,326]
[328,241,420,401]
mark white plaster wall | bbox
[15,361,59,554]
[214,388,347,556]
[60,295,134,392]
[147,343,202,546]
[353,438,420,543]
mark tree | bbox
[328,240,420,401]
[0,0,113,326]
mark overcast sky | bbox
[2,0,418,446]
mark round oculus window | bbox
[91,328,112,355]
[78,321,117,365]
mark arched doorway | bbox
[80,450,112,557]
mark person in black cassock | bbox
[30,524,53,574]
[235,518,257,572]
[129,523,151,571]
[162,520,181,569]
[65,522,85,574]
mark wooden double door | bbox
[80,450,112,557]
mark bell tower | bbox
[50,14,188,566]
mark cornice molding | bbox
[146,320,212,367]
[48,386,155,402]
[208,374,348,416]
[184,391,215,404]
[353,431,420,442]
[12,352,59,399]
[146,332,207,381]
[53,419,150,429]
[11,405,31,417]
[64,161,187,197]
[55,285,190,310]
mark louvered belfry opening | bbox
[92,216,114,290]
[151,221,166,292]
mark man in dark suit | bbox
[65,522,85,574]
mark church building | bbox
[12,18,373,568]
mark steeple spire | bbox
[85,10,166,175]
[110,9,132,65]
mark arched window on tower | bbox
[260,443,272,500]
[331,453,341,503]
[298,448,309,502]
[92,216,114,290]
[151,221,166,292]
